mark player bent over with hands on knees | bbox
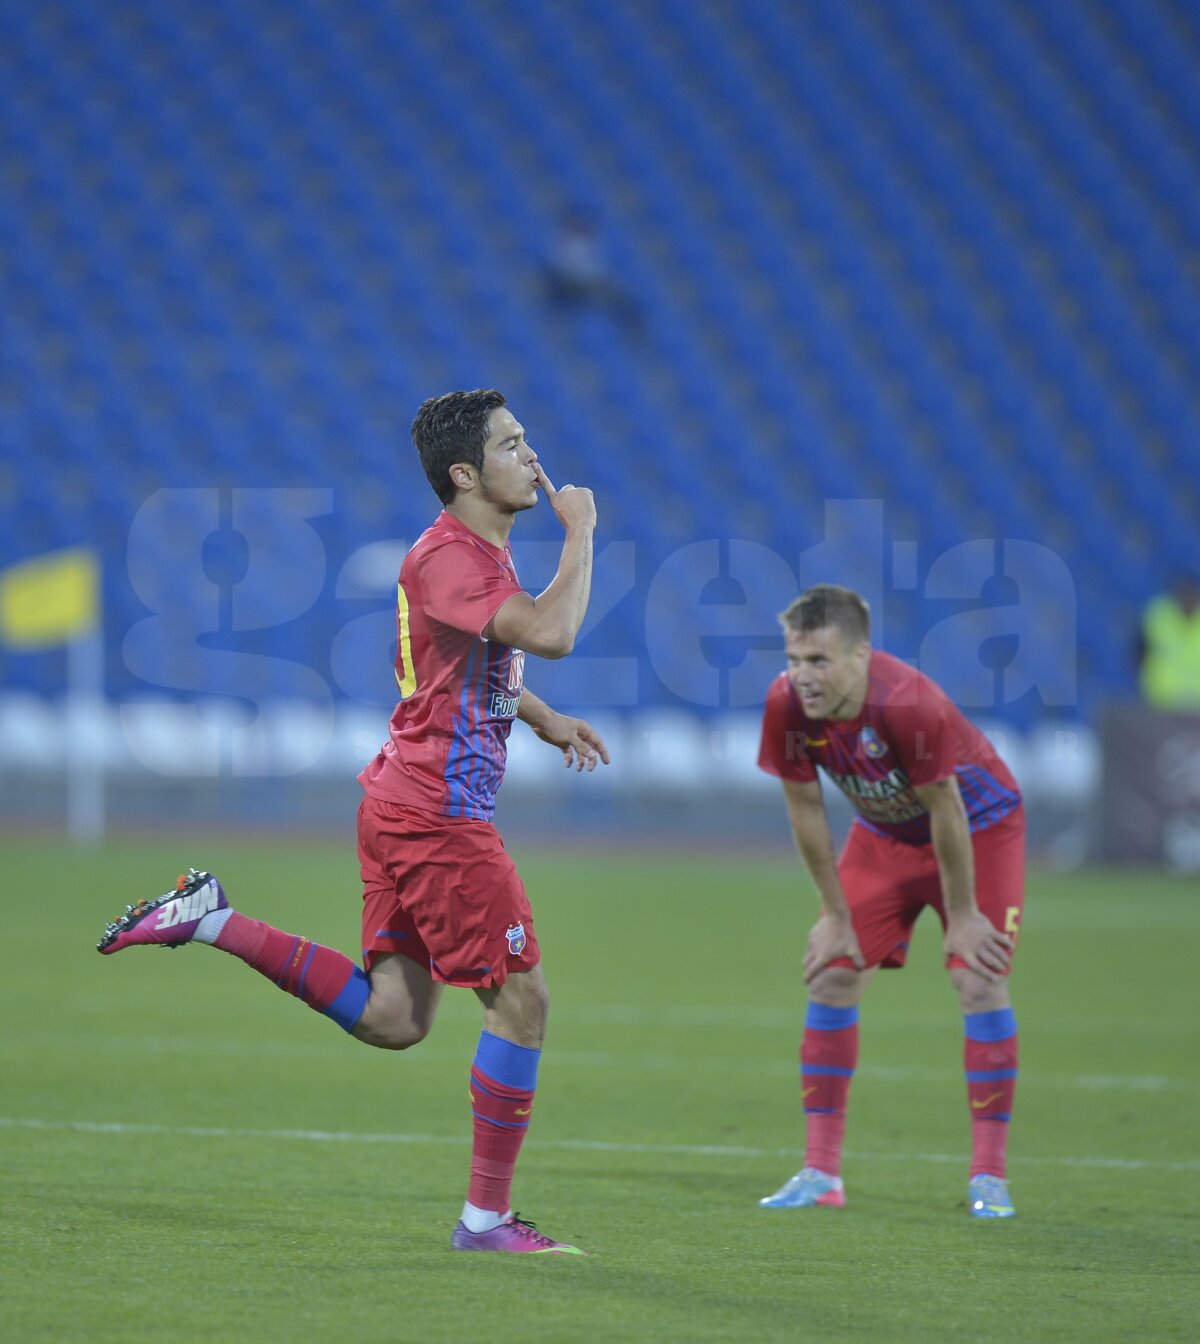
[98,389,608,1254]
[757,585,1024,1218]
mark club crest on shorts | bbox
[505,922,527,956]
[860,726,886,759]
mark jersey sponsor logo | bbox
[859,726,886,759]
[154,883,219,930]
[489,691,522,718]
[505,922,527,956]
[829,765,908,802]
[488,649,525,718]
[507,648,525,693]
[826,765,926,825]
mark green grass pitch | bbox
[1,836,1197,1342]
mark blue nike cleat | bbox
[759,1167,845,1209]
[968,1173,1015,1218]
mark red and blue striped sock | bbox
[211,911,370,1032]
[467,1030,540,1215]
[964,1007,1018,1178]
[801,1002,859,1176]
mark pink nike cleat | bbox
[451,1214,585,1255]
[97,868,227,954]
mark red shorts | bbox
[834,812,1025,974]
[356,796,540,989]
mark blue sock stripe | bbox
[963,1008,1017,1042]
[806,1003,859,1032]
[966,1069,1017,1082]
[275,935,300,987]
[474,1030,541,1091]
[471,1111,530,1130]
[322,965,370,1032]
[800,1064,855,1077]
[294,942,318,1001]
[804,1107,838,1115]
[469,1072,523,1101]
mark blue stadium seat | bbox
[1,0,1197,727]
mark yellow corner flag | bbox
[0,547,100,649]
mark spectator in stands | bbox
[1138,575,1200,710]
[542,209,642,331]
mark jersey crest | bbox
[859,725,887,759]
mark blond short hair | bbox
[779,584,871,646]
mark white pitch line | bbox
[1,1117,1197,1172]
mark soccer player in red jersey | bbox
[756,585,1023,1218]
[98,389,609,1253]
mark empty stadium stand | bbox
[2,0,1198,730]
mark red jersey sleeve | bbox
[758,675,817,783]
[880,678,958,786]
[417,539,525,638]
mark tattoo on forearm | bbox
[574,541,591,628]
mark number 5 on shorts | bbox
[1004,906,1022,945]
[395,582,417,699]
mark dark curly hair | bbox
[411,388,507,505]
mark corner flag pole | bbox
[0,547,105,845]
[67,618,106,845]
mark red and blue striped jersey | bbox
[358,511,527,822]
[758,651,1021,845]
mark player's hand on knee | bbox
[804,913,865,984]
[944,911,1013,981]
